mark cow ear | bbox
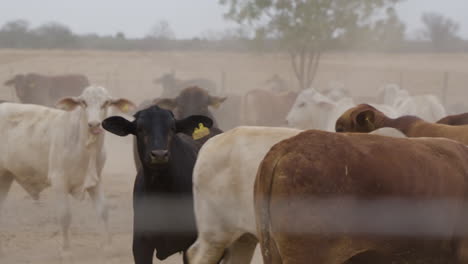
[110,98,136,113]
[102,116,135,136]
[355,110,376,131]
[209,96,227,109]
[56,97,81,111]
[155,98,177,111]
[318,101,334,110]
[175,115,213,135]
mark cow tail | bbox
[254,150,284,264]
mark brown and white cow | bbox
[186,126,407,264]
[255,129,468,264]
[4,73,90,107]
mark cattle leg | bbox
[221,233,257,264]
[186,233,231,264]
[87,183,111,247]
[132,235,154,264]
[0,172,14,256]
[51,175,73,262]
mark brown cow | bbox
[242,89,297,127]
[255,129,468,264]
[335,104,468,145]
[4,73,89,107]
[437,113,468,126]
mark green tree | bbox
[219,0,404,90]
[34,22,79,49]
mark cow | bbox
[335,104,468,146]
[265,74,289,93]
[154,72,217,98]
[102,105,214,264]
[286,88,398,131]
[242,89,297,127]
[4,73,90,107]
[131,86,225,171]
[186,126,407,264]
[0,85,135,261]
[378,84,446,122]
[255,129,468,264]
[437,113,468,126]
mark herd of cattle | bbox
[2,71,468,264]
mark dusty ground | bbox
[0,49,468,263]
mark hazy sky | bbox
[0,0,467,39]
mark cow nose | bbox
[88,121,101,128]
[151,150,169,160]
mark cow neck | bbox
[62,107,105,197]
[377,115,423,136]
[141,164,171,190]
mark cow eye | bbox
[298,102,306,108]
[101,101,109,109]
[81,100,88,107]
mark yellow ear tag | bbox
[365,116,375,130]
[192,123,210,140]
[122,104,129,113]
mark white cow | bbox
[286,88,398,131]
[378,84,446,122]
[186,126,406,264]
[0,86,134,259]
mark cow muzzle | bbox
[88,121,103,135]
[150,150,169,164]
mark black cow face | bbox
[102,105,212,168]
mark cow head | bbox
[286,88,335,129]
[56,85,135,136]
[335,104,380,133]
[102,105,213,167]
[4,74,28,97]
[154,86,226,120]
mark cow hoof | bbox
[60,250,74,264]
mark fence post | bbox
[442,71,449,106]
[221,70,226,94]
[398,71,404,89]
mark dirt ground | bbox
[0,49,468,263]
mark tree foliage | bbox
[219,0,404,89]
[421,12,461,52]
[146,20,175,40]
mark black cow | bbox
[132,86,225,171]
[103,106,214,264]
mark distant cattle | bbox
[212,92,243,130]
[4,73,90,107]
[286,88,397,131]
[186,126,406,264]
[265,74,289,93]
[0,86,135,260]
[103,106,215,263]
[243,89,297,127]
[255,130,468,263]
[378,84,446,122]
[131,86,225,171]
[437,112,468,126]
[154,72,217,97]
